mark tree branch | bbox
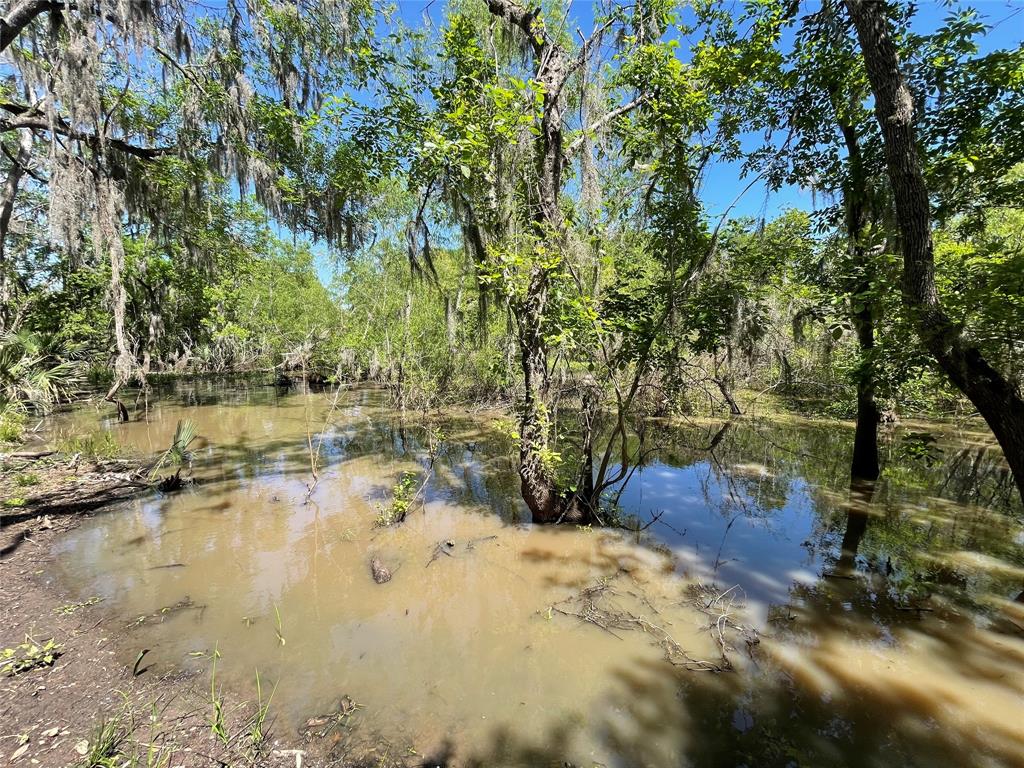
[0,0,66,54]
[1,142,45,183]
[568,16,615,78]
[565,96,645,158]
[0,103,171,160]
[485,0,541,45]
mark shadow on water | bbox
[45,381,1024,768]
[440,484,1024,767]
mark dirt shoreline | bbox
[0,452,463,768]
[0,510,281,768]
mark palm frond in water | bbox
[170,419,197,459]
[150,419,198,477]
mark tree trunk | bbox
[397,287,412,410]
[713,377,741,416]
[850,314,880,480]
[0,128,32,329]
[516,268,564,522]
[837,480,874,574]
[776,349,793,391]
[837,121,881,481]
[846,0,1024,505]
[485,0,584,524]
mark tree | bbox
[0,0,387,416]
[459,0,654,522]
[844,0,1024,505]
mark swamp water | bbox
[47,383,1024,767]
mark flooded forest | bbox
[1,1,1023,767]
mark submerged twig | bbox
[304,372,350,504]
[546,581,730,672]
[426,539,456,567]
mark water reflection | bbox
[48,381,1024,767]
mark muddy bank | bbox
[0,512,408,768]
[0,454,363,768]
[0,451,151,525]
[1,514,246,767]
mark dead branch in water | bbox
[127,596,205,629]
[424,535,500,567]
[546,581,730,672]
[686,582,761,663]
[426,539,456,567]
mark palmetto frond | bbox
[150,419,199,478]
[0,331,84,414]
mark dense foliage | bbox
[0,0,1021,511]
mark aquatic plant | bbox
[273,603,286,646]
[374,471,418,526]
[55,430,125,459]
[0,410,25,443]
[55,597,104,615]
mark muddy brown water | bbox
[46,382,1024,767]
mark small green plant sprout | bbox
[3,496,27,508]
[74,717,127,768]
[14,472,39,486]
[0,636,63,676]
[55,596,103,615]
[135,702,175,768]
[149,419,197,477]
[208,645,228,745]
[273,603,286,646]
[247,668,278,753]
[374,471,418,526]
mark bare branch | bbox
[0,0,65,54]
[568,16,615,77]
[565,96,645,158]
[0,103,171,160]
